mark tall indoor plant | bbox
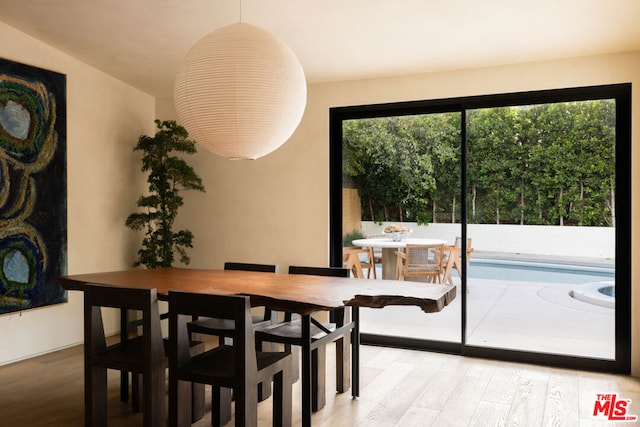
[125,120,205,268]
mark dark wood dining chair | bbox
[254,266,351,413]
[168,291,293,427]
[186,261,279,424]
[187,262,279,338]
[83,284,165,427]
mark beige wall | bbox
[0,21,156,365]
[160,51,640,375]
[1,16,638,376]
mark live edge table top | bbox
[60,267,456,316]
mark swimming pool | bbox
[467,258,614,285]
[465,258,616,308]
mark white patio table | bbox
[352,237,446,280]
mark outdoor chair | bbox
[168,291,293,427]
[365,233,386,275]
[455,236,474,264]
[254,266,351,413]
[395,243,446,283]
[342,247,368,278]
[443,237,474,285]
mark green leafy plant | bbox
[343,230,366,247]
[125,120,205,268]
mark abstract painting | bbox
[0,58,67,314]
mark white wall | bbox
[0,22,156,365]
[160,51,640,375]
[362,221,616,259]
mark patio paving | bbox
[358,269,615,360]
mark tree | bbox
[343,115,456,224]
[125,120,205,268]
[343,100,615,227]
[467,107,523,224]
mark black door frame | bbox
[329,83,631,374]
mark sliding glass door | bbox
[464,101,616,359]
[329,84,631,373]
[341,112,462,347]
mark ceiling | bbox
[0,0,638,98]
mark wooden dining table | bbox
[60,267,456,427]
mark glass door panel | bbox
[464,101,616,359]
[342,112,462,343]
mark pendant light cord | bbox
[239,0,243,23]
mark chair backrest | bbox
[224,262,279,273]
[454,237,474,260]
[288,266,350,323]
[84,284,164,365]
[289,265,350,277]
[404,244,445,270]
[169,291,257,374]
[225,262,278,322]
[454,237,472,250]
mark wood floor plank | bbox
[2,343,640,426]
[480,363,521,405]
[365,353,447,423]
[431,374,491,426]
[505,375,548,426]
[413,354,470,411]
[543,371,580,427]
[468,401,510,427]
[396,406,440,426]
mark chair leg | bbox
[169,377,192,427]
[234,382,258,427]
[311,346,327,411]
[289,345,300,382]
[191,382,205,423]
[258,342,277,401]
[335,333,351,393]
[132,373,142,413]
[86,365,108,427]
[212,387,232,427]
[272,366,293,427]
[143,367,165,427]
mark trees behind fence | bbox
[343,100,615,227]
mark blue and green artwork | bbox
[0,58,67,314]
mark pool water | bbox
[599,285,615,297]
[466,259,614,285]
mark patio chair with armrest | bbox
[443,237,474,285]
[342,247,368,278]
[395,243,446,283]
[365,233,385,274]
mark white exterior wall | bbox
[362,221,615,260]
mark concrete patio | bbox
[359,265,616,360]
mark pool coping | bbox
[472,251,615,269]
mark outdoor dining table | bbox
[352,237,447,280]
[60,267,456,427]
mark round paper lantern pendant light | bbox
[174,23,307,160]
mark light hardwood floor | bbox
[2,343,639,426]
